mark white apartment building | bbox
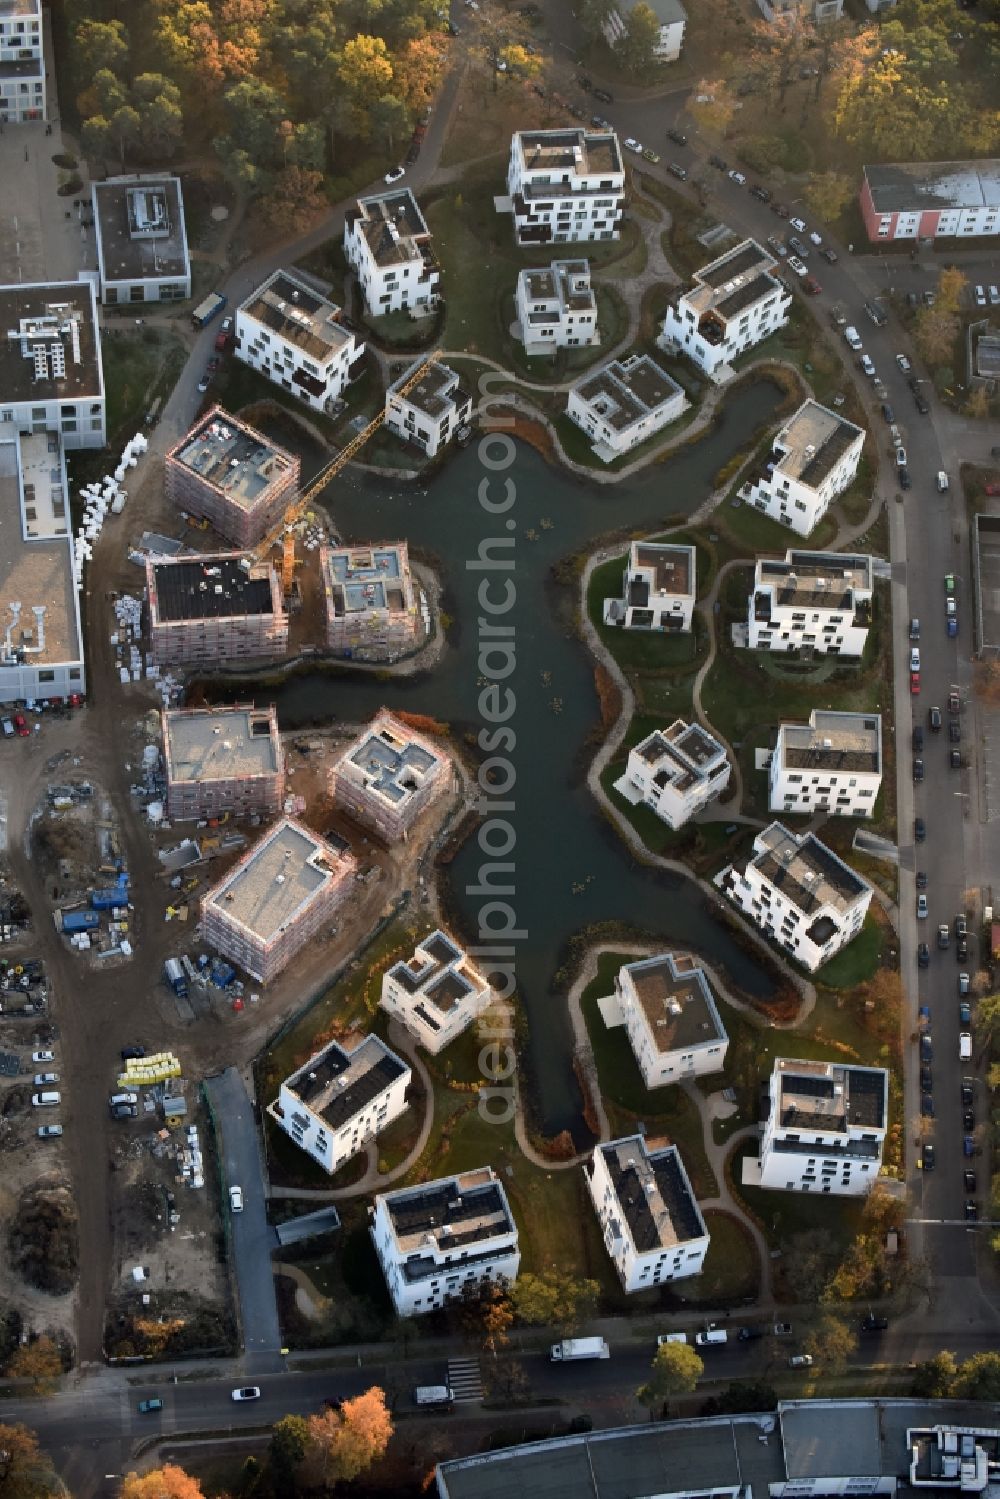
[757,1057,888,1196]
[603,541,696,632]
[615,720,730,829]
[91,176,191,305]
[0,280,106,449]
[0,0,44,123]
[739,399,865,537]
[384,358,472,458]
[769,710,882,819]
[861,159,1000,243]
[756,0,842,20]
[504,129,625,247]
[267,1033,411,1177]
[720,821,872,973]
[381,929,493,1055]
[585,1136,709,1294]
[0,427,85,704]
[371,1167,520,1317]
[602,0,687,61]
[235,268,365,415]
[567,354,686,462]
[613,952,728,1090]
[343,188,439,316]
[748,549,874,657]
[515,259,598,355]
[660,239,792,381]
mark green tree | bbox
[372,94,412,152]
[803,171,854,225]
[269,1413,308,1495]
[509,1272,599,1331]
[701,1379,778,1415]
[975,992,1000,1051]
[951,1352,1000,1400]
[579,0,616,39]
[133,73,184,157]
[783,1230,838,1302]
[74,18,129,77]
[338,33,395,125]
[637,1342,704,1410]
[804,1314,857,1373]
[910,1350,958,1398]
[618,1,661,76]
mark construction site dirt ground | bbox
[0,676,463,1365]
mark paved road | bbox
[203,1069,283,1365]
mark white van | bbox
[937,471,949,492]
[413,1385,454,1409]
[959,1032,972,1061]
[657,1332,688,1346]
[695,1326,728,1346]
[32,1091,61,1107]
[844,326,863,351]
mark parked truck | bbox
[550,1337,610,1362]
[191,292,227,329]
[163,958,189,999]
[56,908,100,934]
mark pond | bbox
[206,381,784,1135]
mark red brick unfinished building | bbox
[164,406,300,549]
[146,553,287,668]
[162,703,284,822]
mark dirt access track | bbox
[2,610,450,1366]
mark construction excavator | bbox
[252,349,442,593]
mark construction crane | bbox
[253,349,443,593]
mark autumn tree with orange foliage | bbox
[304,1387,393,1486]
[5,1336,62,1395]
[0,1421,62,1499]
[120,1465,205,1499]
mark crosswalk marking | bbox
[447,1356,484,1403]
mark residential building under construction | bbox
[146,552,287,668]
[162,703,284,822]
[164,406,300,549]
[320,541,420,659]
[331,709,451,842]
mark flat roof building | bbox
[371,1166,520,1317]
[861,158,1000,242]
[602,0,687,60]
[164,406,300,550]
[146,552,288,668]
[585,1135,709,1293]
[343,188,440,316]
[603,540,696,633]
[384,358,472,459]
[515,259,599,356]
[162,703,284,822]
[235,268,365,414]
[567,353,687,462]
[0,280,106,449]
[268,1033,411,1176]
[748,548,874,656]
[770,709,882,819]
[505,128,625,247]
[0,427,84,704]
[0,0,44,124]
[614,719,730,829]
[381,929,493,1055]
[91,175,191,304]
[331,709,452,842]
[720,820,872,972]
[201,816,357,984]
[740,399,865,537]
[612,951,728,1089]
[755,1056,889,1194]
[321,540,420,660]
[661,238,791,381]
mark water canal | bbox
[210,381,784,1134]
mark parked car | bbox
[919,1063,932,1089]
[767,235,788,257]
[920,1093,934,1116]
[959,1001,971,1025]
[229,1185,244,1213]
[916,870,927,889]
[32,1050,54,1063]
[624,137,643,154]
[965,1200,978,1221]
[948,689,961,713]
[111,1103,137,1119]
[922,1143,935,1171]
[232,1388,261,1402]
[666,128,688,146]
[964,1169,977,1192]
[918,943,930,968]
[138,1399,163,1414]
[914,816,926,841]
[750,185,771,202]
[860,354,876,377]
[912,725,923,751]
[121,1045,146,1060]
[963,1135,975,1157]
[920,1032,933,1060]
[37,1124,63,1139]
[912,757,924,783]
[787,257,808,277]
[32,1092,60,1107]
[950,748,963,770]
[33,1072,58,1086]
[728,169,747,185]
[990,285,1000,306]
[593,88,614,104]
[882,403,894,424]
[974,285,987,306]
[709,154,728,170]
[788,1354,814,1368]
[861,1315,889,1332]
[916,894,928,918]
[642,148,660,164]
[802,276,822,295]
[820,246,838,263]
[958,971,970,995]
[937,924,950,950]
[788,236,809,258]
[789,216,807,232]
[737,1326,764,1341]
[961,1078,974,1105]
[910,669,920,693]
[957,934,969,961]
[929,705,942,731]
[895,353,912,372]
[668,163,688,180]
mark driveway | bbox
[203,1068,283,1368]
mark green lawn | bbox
[717,495,839,556]
[729,1141,866,1254]
[587,555,710,674]
[816,915,883,989]
[697,1210,761,1302]
[101,328,186,448]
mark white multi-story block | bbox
[613,952,728,1090]
[757,1057,888,1196]
[343,188,440,316]
[739,400,865,537]
[0,0,44,123]
[0,281,105,449]
[381,929,493,1055]
[748,549,874,657]
[0,427,85,704]
[515,259,599,355]
[769,710,882,819]
[861,158,1000,243]
[585,1135,709,1294]
[371,1167,520,1317]
[602,0,687,60]
[615,720,730,829]
[91,176,191,305]
[384,358,472,458]
[235,268,365,415]
[603,541,696,632]
[267,1033,411,1177]
[660,239,792,382]
[567,354,686,462]
[721,821,872,973]
[505,129,625,247]
[756,0,842,20]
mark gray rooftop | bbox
[342,714,445,807]
[381,1167,514,1255]
[778,710,882,776]
[390,358,467,420]
[772,399,863,490]
[205,817,351,941]
[0,281,103,405]
[773,1057,888,1133]
[283,1034,408,1133]
[163,704,281,785]
[0,1,40,17]
[323,541,414,620]
[515,128,623,178]
[240,269,351,363]
[386,929,488,1014]
[620,951,727,1053]
[864,158,1000,214]
[756,549,873,610]
[92,176,189,287]
[597,1135,706,1252]
[752,822,869,917]
[681,238,783,322]
[615,0,687,23]
[348,188,431,268]
[634,718,727,795]
[169,407,298,513]
[574,354,682,433]
[0,429,79,669]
